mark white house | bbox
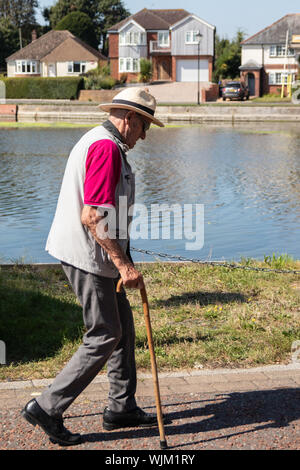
[6,30,107,78]
[240,14,300,96]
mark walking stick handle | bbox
[116,278,123,293]
[116,278,168,449]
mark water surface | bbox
[0,123,299,263]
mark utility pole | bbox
[281,29,289,98]
[196,31,202,105]
[19,27,23,49]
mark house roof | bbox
[239,60,262,70]
[108,8,190,32]
[6,30,106,62]
[242,14,300,45]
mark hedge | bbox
[2,77,84,99]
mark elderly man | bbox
[21,88,165,446]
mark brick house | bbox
[240,14,300,97]
[108,8,215,83]
[6,30,107,78]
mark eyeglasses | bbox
[137,115,151,133]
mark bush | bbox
[83,64,117,90]
[139,58,152,83]
[83,74,116,90]
[119,73,128,84]
[99,77,116,89]
[3,77,84,99]
[84,64,110,78]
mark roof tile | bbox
[109,8,190,32]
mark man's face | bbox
[123,112,150,149]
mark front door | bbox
[48,63,56,77]
[247,73,256,96]
[158,58,171,80]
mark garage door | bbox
[176,59,209,82]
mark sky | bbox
[37,0,300,40]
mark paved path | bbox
[1,364,300,450]
[143,82,211,103]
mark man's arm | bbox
[81,205,144,289]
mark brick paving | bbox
[0,364,300,450]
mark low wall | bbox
[14,103,300,124]
[157,104,300,123]
[78,89,119,103]
[0,104,17,121]
[17,104,104,123]
[202,84,219,102]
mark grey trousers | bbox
[36,262,137,417]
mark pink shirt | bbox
[84,139,122,207]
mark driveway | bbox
[142,82,211,104]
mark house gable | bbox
[242,14,300,45]
[6,30,73,62]
[118,19,146,33]
[171,15,215,56]
[42,37,105,63]
[170,13,215,32]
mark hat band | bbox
[112,99,155,116]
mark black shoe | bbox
[21,399,81,446]
[103,406,166,431]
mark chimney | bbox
[31,30,37,42]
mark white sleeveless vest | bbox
[45,124,135,277]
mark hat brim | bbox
[99,102,165,127]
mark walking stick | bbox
[116,278,168,450]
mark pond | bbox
[0,122,299,264]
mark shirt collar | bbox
[102,120,124,144]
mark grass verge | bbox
[0,121,96,128]
[0,260,299,381]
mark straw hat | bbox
[99,87,164,127]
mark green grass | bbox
[0,260,299,380]
[0,121,96,128]
[252,93,292,103]
[0,122,186,130]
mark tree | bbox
[0,0,39,50]
[97,0,130,54]
[45,0,130,53]
[0,17,19,70]
[0,0,38,28]
[214,30,245,82]
[55,11,98,49]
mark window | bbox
[68,62,86,73]
[132,58,139,72]
[276,72,282,84]
[185,31,200,44]
[119,57,140,73]
[269,72,296,85]
[269,45,295,57]
[16,60,39,74]
[119,31,146,45]
[158,32,169,47]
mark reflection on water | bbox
[0,123,299,263]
